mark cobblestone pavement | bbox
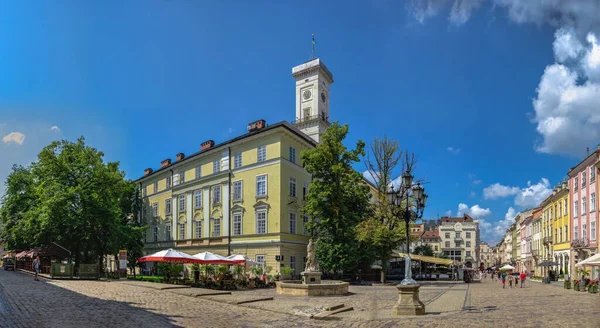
[1,269,599,327]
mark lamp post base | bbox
[392,284,425,316]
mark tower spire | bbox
[311,33,316,59]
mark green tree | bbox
[437,252,449,259]
[0,137,142,274]
[301,122,373,276]
[414,244,434,257]
[356,136,405,283]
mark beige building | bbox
[439,214,480,266]
[479,242,493,269]
[419,227,441,254]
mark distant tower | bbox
[292,58,334,143]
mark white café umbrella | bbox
[138,248,202,264]
[227,254,257,266]
[499,264,515,270]
[192,251,235,265]
[576,253,600,267]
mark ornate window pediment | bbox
[232,204,246,213]
[254,200,270,212]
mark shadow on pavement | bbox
[0,269,182,328]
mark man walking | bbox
[520,271,526,288]
[32,256,40,281]
[501,271,507,289]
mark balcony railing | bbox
[543,236,552,244]
[572,238,589,249]
[293,114,330,126]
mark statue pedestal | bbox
[301,271,322,285]
[392,284,425,315]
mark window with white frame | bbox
[256,210,267,234]
[592,193,596,212]
[165,199,171,215]
[166,175,172,188]
[564,199,568,215]
[582,197,587,214]
[574,201,579,216]
[256,175,267,197]
[234,152,242,168]
[290,255,296,273]
[194,190,202,208]
[303,183,308,200]
[466,251,471,257]
[445,241,450,247]
[583,171,587,187]
[289,213,297,234]
[212,185,221,205]
[213,160,220,174]
[289,177,296,197]
[233,213,242,236]
[591,221,596,241]
[195,220,202,238]
[195,165,201,179]
[289,147,296,163]
[233,181,243,201]
[574,227,579,240]
[179,170,185,184]
[455,232,460,238]
[153,181,158,194]
[257,145,266,162]
[179,223,185,240]
[179,195,186,212]
[213,218,221,237]
[466,232,471,239]
[592,167,597,182]
[583,224,587,242]
[153,226,158,242]
[466,241,471,247]
[166,224,171,241]
[141,186,146,197]
[152,202,158,217]
[575,177,579,190]
[302,215,309,236]
[256,255,266,268]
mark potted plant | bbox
[578,269,590,291]
[574,279,581,291]
[280,266,294,280]
[564,279,571,289]
[587,280,598,294]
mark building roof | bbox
[568,147,600,175]
[135,121,316,182]
[420,228,439,239]
[440,214,474,223]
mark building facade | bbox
[532,207,542,276]
[439,214,480,266]
[568,147,600,280]
[550,179,570,277]
[478,242,493,269]
[136,58,341,274]
[419,227,441,254]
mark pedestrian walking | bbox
[501,271,507,289]
[32,256,40,281]
[520,271,526,288]
[514,275,519,287]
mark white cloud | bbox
[456,203,492,218]
[50,126,60,133]
[447,146,460,153]
[553,27,585,63]
[473,180,482,185]
[483,183,519,199]
[444,209,453,216]
[483,179,553,209]
[448,0,484,25]
[469,191,476,198]
[491,207,518,238]
[363,170,379,185]
[2,132,26,145]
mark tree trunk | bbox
[380,254,388,283]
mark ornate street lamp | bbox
[388,171,427,315]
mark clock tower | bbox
[292,58,334,143]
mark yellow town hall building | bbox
[136,58,335,273]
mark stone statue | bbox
[304,238,320,272]
[401,254,417,285]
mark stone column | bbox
[203,187,210,238]
[186,192,192,240]
[222,183,230,239]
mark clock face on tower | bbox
[303,90,312,100]
[321,92,326,103]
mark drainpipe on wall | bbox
[228,146,232,256]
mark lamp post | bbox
[388,171,427,315]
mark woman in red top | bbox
[520,271,526,288]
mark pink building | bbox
[568,147,599,277]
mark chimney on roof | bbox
[201,140,215,151]
[144,168,153,175]
[161,158,171,167]
[247,119,266,132]
[176,153,185,161]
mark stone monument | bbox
[301,238,322,284]
[392,254,425,315]
[276,237,349,296]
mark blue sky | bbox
[2,1,600,244]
